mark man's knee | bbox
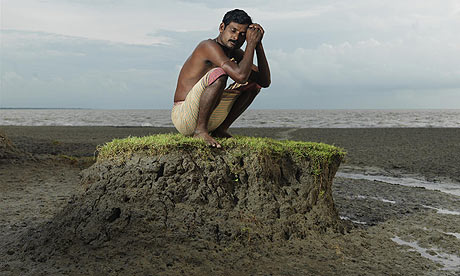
[212,74,228,87]
[208,67,228,87]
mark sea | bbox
[0,109,459,128]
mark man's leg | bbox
[194,74,228,148]
[212,82,261,138]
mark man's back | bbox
[174,39,239,102]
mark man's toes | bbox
[207,140,216,147]
[208,140,221,148]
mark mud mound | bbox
[18,134,345,271]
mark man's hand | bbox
[249,23,264,39]
[246,23,264,46]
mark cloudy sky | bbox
[1,0,460,109]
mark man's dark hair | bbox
[222,9,252,28]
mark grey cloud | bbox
[2,1,460,109]
[268,39,460,92]
[1,30,184,108]
[177,0,266,9]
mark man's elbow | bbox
[234,73,250,84]
[259,79,271,88]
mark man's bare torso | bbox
[174,39,241,102]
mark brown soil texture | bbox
[1,126,459,275]
[10,141,345,274]
[0,131,27,160]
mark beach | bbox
[1,126,460,275]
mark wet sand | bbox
[1,126,459,275]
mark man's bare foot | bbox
[194,131,222,148]
[211,127,232,138]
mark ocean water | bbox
[0,109,459,128]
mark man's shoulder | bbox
[195,39,219,51]
[190,39,222,63]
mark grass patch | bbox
[96,133,345,166]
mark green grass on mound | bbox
[97,134,345,166]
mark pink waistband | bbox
[208,67,227,85]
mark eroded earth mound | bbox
[17,134,345,274]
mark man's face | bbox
[218,22,249,50]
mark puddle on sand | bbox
[421,205,460,216]
[355,195,396,204]
[337,172,460,197]
[391,236,460,271]
[422,227,460,240]
[339,216,367,225]
[445,232,460,240]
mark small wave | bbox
[1,109,460,128]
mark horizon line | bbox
[1,107,459,111]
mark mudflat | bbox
[1,126,459,275]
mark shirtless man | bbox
[171,9,271,148]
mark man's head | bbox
[222,9,252,28]
[218,9,252,50]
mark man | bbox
[171,9,271,148]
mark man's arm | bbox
[234,24,271,88]
[250,42,271,88]
[202,27,262,84]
